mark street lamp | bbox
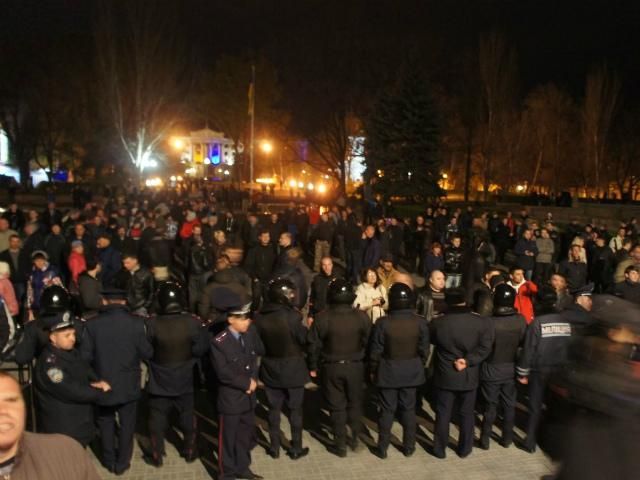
[260,141,273,154]
[171,137,185,150]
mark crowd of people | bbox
[0,188,638,479]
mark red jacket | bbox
[67,252,87,286]
[510,280,538,324]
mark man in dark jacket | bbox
[97,234,122,289]
[144,283,209,467]
[78,259,104,317]
[308,256,343,319]
[243,230,277,302]
[362,224,381,270]
[614,265,640,304]
[430,288,494,459]
[308,279,371,457]
[253,278,311,460]
[443,236,465,288]
[514,229,538,281]
[311,213,335,272]
[369,283,429,459]
[211,302,265,480]
[183,225,213,312]
[479,284,527,450]
[120,253,154,315]
[80,290,153,475]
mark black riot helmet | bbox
[327,278,356,305]
[156,282,185,315]
[493,284,516,312]
[268,277,297,306]
[40,285,71,316]
[388,282,415,311]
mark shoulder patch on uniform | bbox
[47,368,64,384]
[215,331,228,343]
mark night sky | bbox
[3,0,640,104]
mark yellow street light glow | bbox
[318,183,327,193]
[145,177,163,187]
[170,175,176,182]
[442,173,448,179]
[171,137,185,150]
[256,177,276,184]
[223,169,230,175]
[516,184,525,192]
[297,181,304,188]
[307,182,314,190]
[177,175,183,181]
[260,141,273,154]
[185,167,196,175]
[289,179,297,188]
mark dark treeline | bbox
[1,0,639,198]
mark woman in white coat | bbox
[353,268,388,323]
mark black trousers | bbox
[218,410,255,480]
[433,388,477,457]
[525,371,549,450]
[264,386,305,452]
[97,401,138,471]
[377,387,417,450]
[481,380,517,444]
[148,393,196,460]
[321,362,364,449]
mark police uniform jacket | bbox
[561,303,595,334]
[80,304,153,405]
[516,312,572,377]
[146,312,210,396]
[35,344,106,445]
[253,303,310,388]
[369,309,429,388]
[481,308,527,383]
[307,304,371,370]
[430,308,494,391]
[210,324,265,415]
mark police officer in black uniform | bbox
[15,285,72,365]
[516,284,593,453]
[369,283,429,459]
[308,279,371,457]
[253,278,310,460]
[34,310,111,446]
[144,283,210,467]
[211,301,265,480]
[479,284,527,450]
[430,288,494,459]
[80,289,153,475]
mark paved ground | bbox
[92,388,556,480]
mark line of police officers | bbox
[14,273,593,479]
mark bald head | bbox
[429,270,445,292]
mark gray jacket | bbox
[536,237,555,264]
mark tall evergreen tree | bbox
[365,68,441,200]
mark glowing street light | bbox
[171,137,185,150]
[260,141,273,154]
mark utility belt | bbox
[324,359,363,365]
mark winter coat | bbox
[353,283,388,323]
